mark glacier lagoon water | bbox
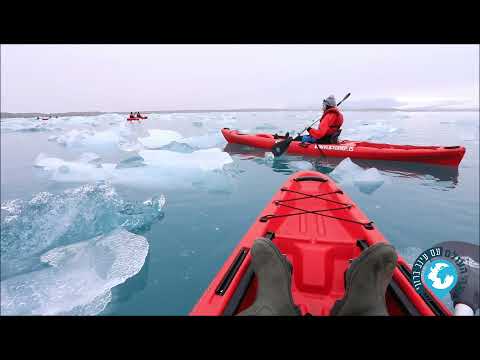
[1,110,479,315]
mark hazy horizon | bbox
[1,45,478,113]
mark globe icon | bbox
[424,259,458,299]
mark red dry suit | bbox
[308,107,344,140]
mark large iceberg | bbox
[1,182,165,279]
[1,229,149,316]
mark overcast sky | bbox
[1,44,478,113]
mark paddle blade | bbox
[272,137,293,157]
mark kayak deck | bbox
[221,128,466,166]
[191,171,451,316]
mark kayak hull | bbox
[221,128,465,166]
[190,171,452,316]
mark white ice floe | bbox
[35,153,109,182]
[55,129,124,149]
[34,149,234,189]
[0,118,54,133]
[139,148,233,171]
[170,132,227,150]
[138,129,183,149]
[329,158,386,194]
[0,229,149,316]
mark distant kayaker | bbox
[129,112,135,118]
[295,95,344,145]
[136,112,142,118]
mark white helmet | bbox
[323,95,336,109]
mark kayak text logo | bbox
[316,145,355,152]
[412,245,467,301]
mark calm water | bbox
[1,110,478,315]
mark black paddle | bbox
[271,93,351,157]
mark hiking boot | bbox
[237,238,301,316]
[330,243,398,316]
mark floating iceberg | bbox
[1,229,149,316]
[34,149,234,189]
[0,118,54,133]
[329,158,386,194]
[138,129,183,149]
[168,132,227,151]
[1,182,165,279]
[139,148,233,171]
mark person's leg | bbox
[236,238,301,316]
[315,135,333,144]
[330,243,398,316]
[237,240,397,316]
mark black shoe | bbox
[330,243,398,316]
[237,238,301,316]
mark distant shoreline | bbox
[1,108,479,119]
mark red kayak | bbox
[221,128,465,166]
[127,115,147,121]
[191,171,452,316]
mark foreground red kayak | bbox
[221,128,465,166]
[191,171,451,316]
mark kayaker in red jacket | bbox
[296,95,344,144]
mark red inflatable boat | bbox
[221,128,465,166]
[191,171,452,316]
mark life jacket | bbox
[308,107,344,139]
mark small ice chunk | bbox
[329,158,364,181]
[264,152,275,161]
[353,168,385,194]
[330,158,386,194]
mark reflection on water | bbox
[223,143,460,186]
